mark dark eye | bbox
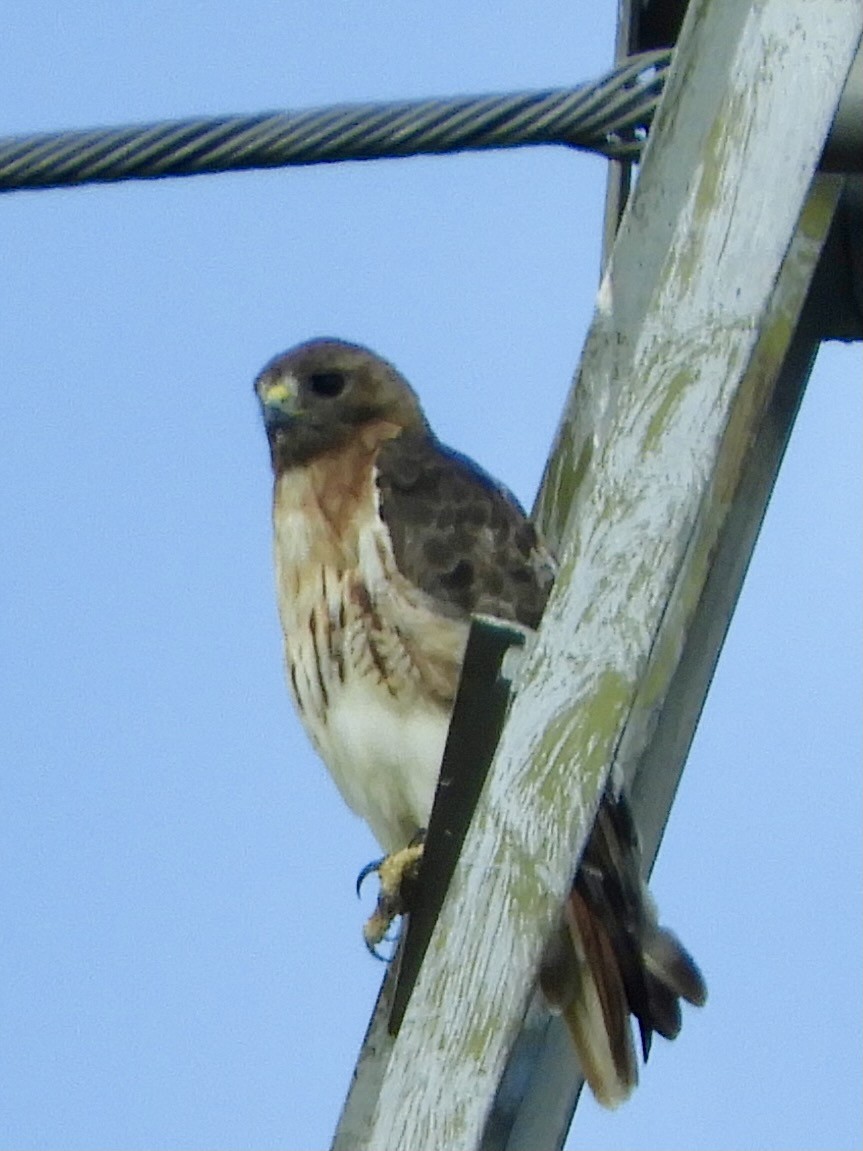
[308,370,346,398]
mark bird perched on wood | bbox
[254,337,706,1107]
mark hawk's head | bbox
[255,338,428,471]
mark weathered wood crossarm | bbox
[332,2,862,1147]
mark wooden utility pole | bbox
[333,1,862,1148]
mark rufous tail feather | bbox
[539,789,706,1108]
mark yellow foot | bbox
[361,841,425,952]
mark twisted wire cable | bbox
[0,50,670,194]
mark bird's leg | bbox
[359,831,426,954]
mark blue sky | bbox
[1,4,860,1149]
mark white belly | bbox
[316,677,450,852]
[272,476,470,853]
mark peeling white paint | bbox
[335,2,861,1147]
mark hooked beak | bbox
[258,374,300,430]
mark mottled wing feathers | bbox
[376,425,704,1106]
[376,430,555,629]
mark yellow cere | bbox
[264,379,296,405]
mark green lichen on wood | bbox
[534,426,578,547]
[631,177,843,734]
[437,665,629,1076]
[461,1011,500,1065]
[530,670,631,813]
[645,365,694,453]
[673,87,746,294]
[533,408,594,552]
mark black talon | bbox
[356,856,385,898]
[365,935,394,962]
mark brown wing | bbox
[378,425,705,1109]
[376,430,555,629]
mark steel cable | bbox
[0,50,670,193]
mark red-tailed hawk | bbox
[255,337,705,1107]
